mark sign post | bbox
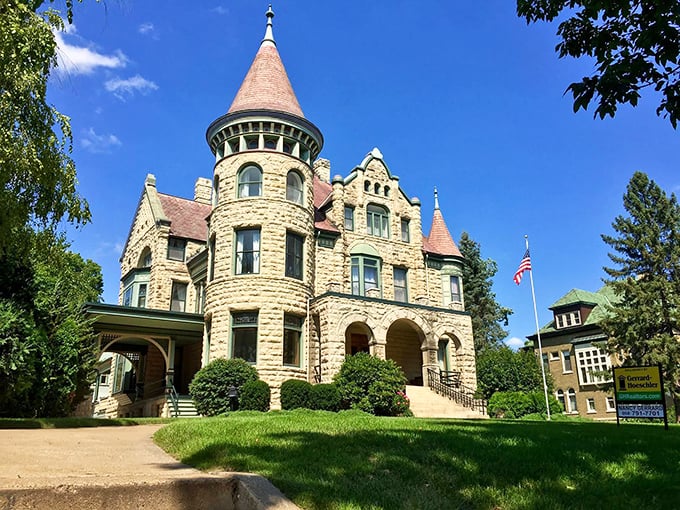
[613,364,668,430]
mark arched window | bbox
[286,171,304,204]
[374,183,381,194]
[567,388,578,413]
[364,180,371,192]
[556,389,565,412]
[384,186,390,197]
[237,165,262,197]
[138,247,152,268]
[366,204,389,238]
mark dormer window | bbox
[555,311,582,329]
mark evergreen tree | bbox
[601,171,680,419]
[459,232,513,352]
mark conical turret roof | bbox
[227,6,304,117]
[426,188,462,257]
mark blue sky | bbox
[48,1,679,348]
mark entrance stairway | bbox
[170,395,200,418]
[405,385,488,419]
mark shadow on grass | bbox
[164,415,680,510]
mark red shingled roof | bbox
[158,193,211,242]
[426,209,461,257]
[228,42,304,118]
[313,176,339,233]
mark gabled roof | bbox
[227,7,304,118]
[313,176,339,233]
[157,193,211,242]
[425,190,461,257]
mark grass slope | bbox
[154,410,679,510]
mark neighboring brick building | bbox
[528,286,617,420]
[88,7,478,416]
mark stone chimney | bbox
[194,177,212,205]
[313,158,331,183]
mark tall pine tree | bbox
[601,171,680,419]
[459,232,513,352]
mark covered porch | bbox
[84,303,205,418]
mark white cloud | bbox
[138,22,155,35]
[504,337,527,351]
[54,25,127,76]
[104,75,159,101]
[81,128,122,154]
[212,6,229,15]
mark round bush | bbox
[280,379,312,410]
[309,383,341,412]
[239,380,271,412]
[333,353,406,416]
[189,358,258,416]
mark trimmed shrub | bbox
[239,380,271,412]
[333,353,407,416]
[309,383,341,412]
[189,358,258,416]
[488,390,561,419]
[280,379,312,410]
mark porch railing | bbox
[166,383,180,418]
[426,367,487,415]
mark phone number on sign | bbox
[617,404,664,418]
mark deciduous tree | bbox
[0,0,89,253]
[601,171,680,419]
[459,232,513,352]
[517,1,680,127]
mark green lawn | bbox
[154,410,679,510]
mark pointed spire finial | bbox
[434,187,440,210]
[262,4,276,46]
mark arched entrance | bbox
[345,322,372,355]
[385,319,425,385]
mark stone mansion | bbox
[88,7,477,416]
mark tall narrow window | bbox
[401,219,410,242]
[212,175,220,206]
[450,275,462,302]
[283,314,303,366]
[235,229,260,274]
[137,284,147,308]
[567,388,578,413]
[286,171,304,204]
[344,206,354,231]
[237,165,262,197]
[232,311,258,363]
[366,204,389,238]
[556,389,566,411]
[562,349,573,372]
[394,267,408,302]
[194,281,205,313]
[167,237,186,261]
[351,256,380,296]
[123,286,133,307]
[139,247,152,268]
[437,339,450,371]
[285,232,304,279]
[208,235,216,282]
[170,282,187,312]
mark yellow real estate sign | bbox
[613,366,663,402]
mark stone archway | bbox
[385,319,425,386]
[345,322,373,355]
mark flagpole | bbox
[525,235,551,421]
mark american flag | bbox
[513,249,531,285]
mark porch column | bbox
[421,334,439,387]
[166,338,176,389]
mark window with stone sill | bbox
[394,267,408,303]
[235,228,260,275]
[286,171,304,205]
[232,311,258,363]
[170,281,187,312]
[561,349,573,373]
[283,314,303,367]
[351,255,381,297]
[567,388,578,413]
[237,165,262,198]
[285,232,304,280]
[556,389,566,412]
[344,206,355,231]
[366,204,389,238]
[167,237,186,261]
[587,398,596,413]
[401,218,410,242]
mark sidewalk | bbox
[0,424,299,509]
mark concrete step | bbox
[405,385,487,419]
[172,395,200,417]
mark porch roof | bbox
[84,303,204,345]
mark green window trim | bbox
[283,314,303,367]
[366,204,389,238]
[351,255,381,296]
[231,311,258,363]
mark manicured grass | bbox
[154,410,679,510]
[0,417,172,428]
